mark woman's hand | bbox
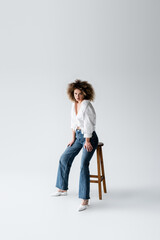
[84,140,93,152]
[67,139,75,147]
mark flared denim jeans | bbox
[55,129,99,199]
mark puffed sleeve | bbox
[83,104,96,138]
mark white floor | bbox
[1,174,160,240]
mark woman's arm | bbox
[83,104,96,152]
[85,137,91,142]
[67,129,76,147]
[83,104,96,138]
[72,129,76,140]
[84,137,93,152]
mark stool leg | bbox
[99,147,107,193]
[97,147,102,200]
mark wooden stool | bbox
[90,142,107,200]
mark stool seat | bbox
[98,142,104,147]
[90,141,107,200]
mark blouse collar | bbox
[73,99,90,116]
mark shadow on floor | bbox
[89,187,160,211]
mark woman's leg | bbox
[78,131,99,200]
[55,138,82,191]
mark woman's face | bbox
[74,88,84,103]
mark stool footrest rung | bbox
[90,175,104,181]
[90,180,99,183]
[90,175,98,178]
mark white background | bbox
[0,0,160,239]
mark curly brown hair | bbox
[67,79,95,102]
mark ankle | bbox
[58,189,67,192]
[82,199,89,205]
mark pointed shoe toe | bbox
[77,204,89,212]
[50,191,67,197]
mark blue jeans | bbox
[55,129,99,199]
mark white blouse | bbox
[71,99,96,138]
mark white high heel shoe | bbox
[50,191,67,197]
[77,204,89,211]
[77,200,89,211]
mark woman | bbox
[51,79,99,211]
